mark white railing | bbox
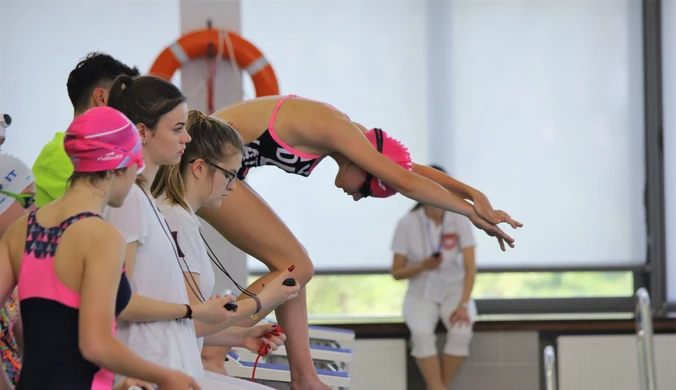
[635,287,657,390]
[543,345,558,390]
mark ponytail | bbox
[152,161,190,211]
[188,109,207,125]
[107,75,133,109]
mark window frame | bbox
[643,0,668,315]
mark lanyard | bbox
[423,213,444,256]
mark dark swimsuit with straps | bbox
[237,95,327,180]
[16,210,132,390]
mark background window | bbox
[250,271,634,320]
[242,0,646,273]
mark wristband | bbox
[251,295,262,320]
[181,304,193,319]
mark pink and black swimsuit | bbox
[237,95,335,180]
[16,210,132,390]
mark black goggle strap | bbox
[358,128,384,198]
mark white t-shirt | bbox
[391,208,476,299]
[104,185,204,378]
[157,196,216,352]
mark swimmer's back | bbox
[212,95,348,146]
[13,203,131,390]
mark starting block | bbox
[234,343,352,372]
[225,350,350,390]
[308,325,355,349]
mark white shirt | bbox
[104,185,204,378]
[391,208,476,299]
[157,196,216,352]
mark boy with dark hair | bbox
[33,53,140,206]
[67,52,140,115]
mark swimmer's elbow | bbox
[397,173,427,197]
[79,333,110,367]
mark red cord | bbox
[251,354,261,382]
[251,325,283,382]
[206,56,217,115]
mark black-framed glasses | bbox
[189,159,238,187]
[0,189,35,209]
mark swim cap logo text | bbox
[97,151,124,162]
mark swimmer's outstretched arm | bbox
[412,163,522,229]
[307,116,516,250]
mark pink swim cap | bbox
[359,128,412,198]
[64,106,144,174]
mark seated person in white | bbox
[391,165,478,390]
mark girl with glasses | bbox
[152,110,301,377]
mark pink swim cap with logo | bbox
[359,128,413,198]
[64,106,144,173]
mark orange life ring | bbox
[149,28,279,97]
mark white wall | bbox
[0,0,180,165]
[558,334,676,390]
[342,339,407,390]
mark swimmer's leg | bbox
[198,179,326,390]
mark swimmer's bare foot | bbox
[290,376,331,390]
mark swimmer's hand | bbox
[469,213,515,252]
[193,295,238,325]
[156,370,201,390]
[258,267,301,309]
[471,192,522,229]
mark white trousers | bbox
[403,291,477,359]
